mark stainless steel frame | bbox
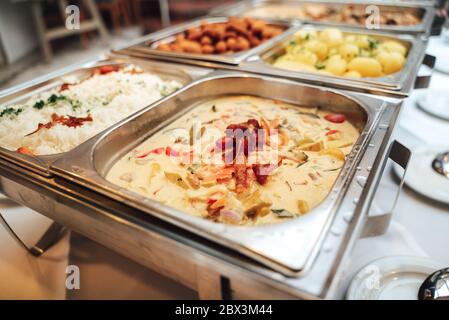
[0,88,408,299]
[210,0,436,36]
[0,5,424,298]
[48,71,403,277]
[0,54,212,177]
[125,16,298,65]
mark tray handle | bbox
[361,140,411,238]
[0,210,67,257]
[414,54,436,90]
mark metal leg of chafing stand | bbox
[0,211,67,257]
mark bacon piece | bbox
[252,157,283,185]
[234,162,249,193]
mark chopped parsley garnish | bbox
[33,100,45,109]
[33,94,80,111]
[368,38,379,50]
[0,107,23,118]
[315,61,326,70]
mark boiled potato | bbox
[304,40,328,60]
[376,51,405,74]
[344,35,356,43]
[343,70,362,78]
[316,69,334,76]
[347,57,382,77]
[291,50,318,66]
[380,41,407,56]
[339,43,359,61]
[273,60,316,73]
[274,27,408,79]
[294,29,317,41]
[325,55,347,76]
[354,35,370,49]
[319,28,343,48]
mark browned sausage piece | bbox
[215,41,227,53]
[201,44,215,54]
[236,36,250,51]
[226,37,238,51]
[158,43,171,51]
[186,27,202,41]
[179,40,202,53]
[200,36,212,45]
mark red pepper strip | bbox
[325,129,340,136]
[135,147,165,158]
[165,146,179,157]
[98,65,120,75]
[324,114,346,123]
[207,198,217,205]
[17,147,34,156]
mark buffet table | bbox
[0,1,447,300]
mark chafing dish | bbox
[239,25,433,96]
[0,70,410,298]
[0,54,212,177]
[210,0,436,36]
[123,16,298,65]
[48,71,407,278]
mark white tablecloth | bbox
[1,37,448,300]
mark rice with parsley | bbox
[0,65,182,155]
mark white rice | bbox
[0,65,182,155]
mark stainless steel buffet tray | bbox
[117,24,433,97]
[123,16,298,65]
[210,0,435,35]
[239,25,430,95]
[49,71,397,276]
[0,54,212,177]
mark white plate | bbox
[416,89,449,121]
[347,256,444,300]
[393,148,449,204]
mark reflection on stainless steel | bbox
[210,0,436,35]
[432,151,449,178]
[0,54,211,177]
[419,267,449,300]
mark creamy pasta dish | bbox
[107,96,360,226]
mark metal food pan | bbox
[0,54,211,177]
[239,25,428,94]
[210,0,435,35]
[124,16,298,66]
[49,72,391,276]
